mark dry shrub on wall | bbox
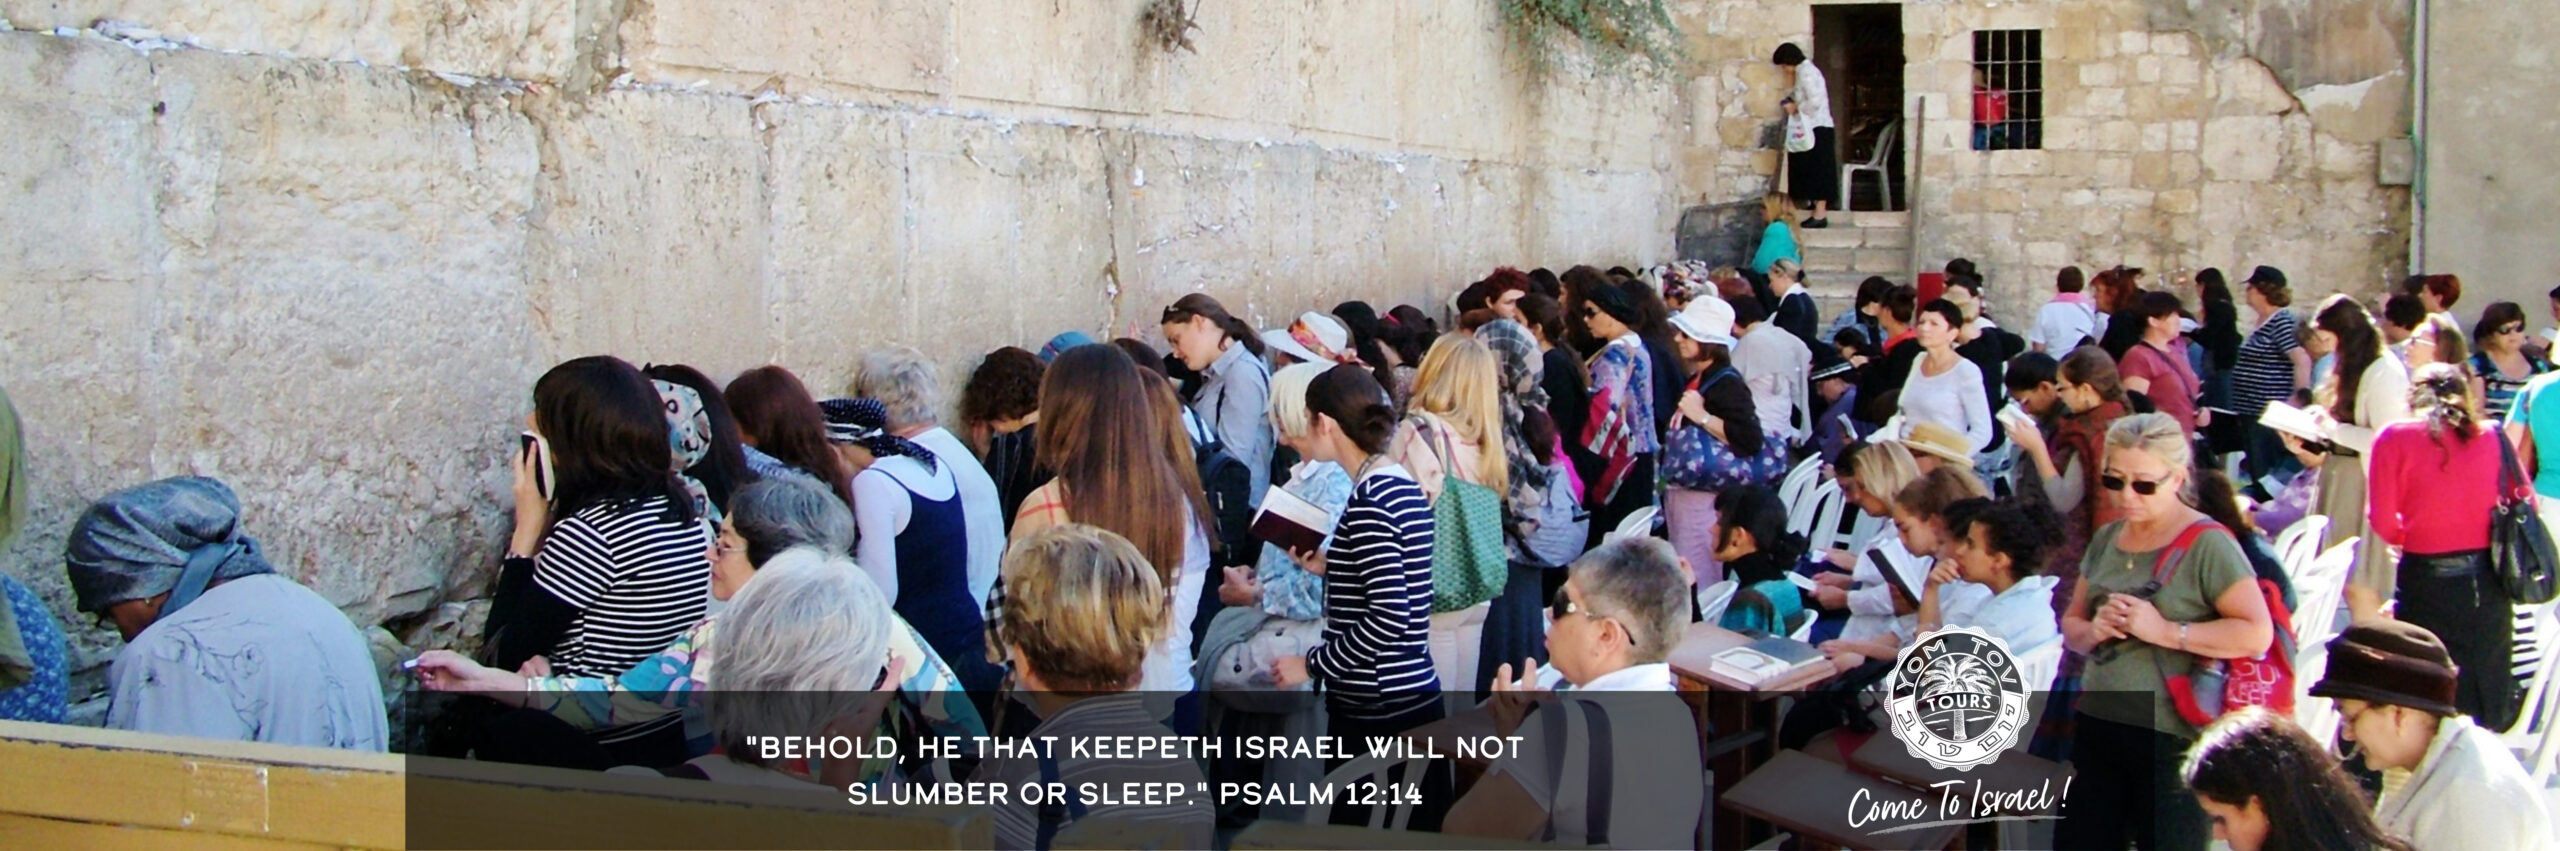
[1498,0,1685,77]
[1144,0,1203,54]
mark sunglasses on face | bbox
[2099,472,2171,495]
[2502,324,2527,335]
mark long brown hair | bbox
[1035,346,1210,585]
[2314,294,2383,422]
[1161,293,1267,359]
[725,365,854,505]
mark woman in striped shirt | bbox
[1274,364,1443,744]
[485,356,713,765]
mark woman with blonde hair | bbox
[1806,440,1926,643]
[1751,193,1803,280]
[1391,334,1509,701]
[2055,412,2273,850]
[980,524,1213,849]
[1216,362,1348,624]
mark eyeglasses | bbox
[2098,472,2171,495]
[1550,588,1636,643]
[2502,324,2528,335]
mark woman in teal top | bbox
[2511,370,2560,501]
[1750,193,1803,276]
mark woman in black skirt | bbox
[1774,42,1836,228]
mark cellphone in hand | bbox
[519,431,556,504]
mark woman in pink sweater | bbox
[2366,362,2520,728]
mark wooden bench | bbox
[0,719,989,850]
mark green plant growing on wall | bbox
[1497,0,1685,76]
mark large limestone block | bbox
[2200,115,2284,182]
[526,89,770,375]
[761,106,912,385]
[1297,0,1400,142]
[0,38,542,637]
[628,0,946,96]
[1395,0,1521,157]
[0,0,577,81]
[893,116,1117,380]
[1157,0,1303,128]
[948,0,1151,114]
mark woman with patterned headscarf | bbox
[1473,319,1569,690]
[64,476,386,749]
[819,398,998,696]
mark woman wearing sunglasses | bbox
[2055,412,2275,851]
[2468,301,2551,421]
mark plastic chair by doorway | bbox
[1838,119,1901,213]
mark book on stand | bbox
[1708,636,1828,688]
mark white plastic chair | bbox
[1305,753,1433,829]
[1777,456,1823,518]
[1788,611,1815,643]
[2273,515,2331,578]
[1604,505,1659,545]
[2289,537,2360,744]
[2012,636,2065,696]
[1697,579,1741,626]
[2290,537,2359,650]
[2503,599,2560,784]
[1787,478,1833,537]
[1797,481,1854,554]
[1837,119,1901,213]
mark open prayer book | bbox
[2256,400,2333,446]
[1709,636,1828,688]
[1249,486,1336,555]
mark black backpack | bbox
[1194,433,1256,569]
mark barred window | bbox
[1971,30,2042,151]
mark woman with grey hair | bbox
[853,346,1006,612]
[683,549,902,787]
[65,476,387,750]
[415,477,985,771]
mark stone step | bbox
[1798,224,1910,251]
[1804,246,1857,271]
[1851,210,1910,229]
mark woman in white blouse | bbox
[1901,300,1995,454]
[1773,42,1838,228]
[2296,294,2413,623]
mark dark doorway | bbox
[1812,4,1906,211]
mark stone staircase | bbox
[1799,211,1911,327]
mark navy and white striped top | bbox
[531,497,712,680]
[1305,464,1438,720]
[2229,310,2304,417]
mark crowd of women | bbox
[5,241,2560,848]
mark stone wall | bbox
[1674,0,2412,323]
[0,1,1681,673]
[2419,0,2560,312]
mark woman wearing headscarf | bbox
[821,398,998,696]
[652,378,729,522]
[1474,320,1563,687]
[0,384,67,723]
[642,364,758,518]
[64,476,386,749]
[1578,283,1660,545]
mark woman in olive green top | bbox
[2054,413,2275,851]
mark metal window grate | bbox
[1971,30,2042,151]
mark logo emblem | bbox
[1884,627,2031,771]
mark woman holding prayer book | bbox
[1219,362,1349,624]
[2296,295,2412,623]
[1272,365,1443,750]
[1815,466,1987,671]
